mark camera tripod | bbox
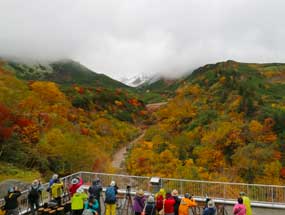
[119,186,133,215]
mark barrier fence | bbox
[1,171,285,214]
[78,172,285,207]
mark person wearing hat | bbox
[133,189,146,215]
[202,199,216,215]
[28,179,44,215]
[71,187,88,215]
[171,190,180,215]
[4,186,21,215]
[178,193,197,215]
[144,196,155,215]
[239,192,252,215]
[69,177,83,197]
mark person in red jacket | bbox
[69,177,83,197]
[164,192,175,215]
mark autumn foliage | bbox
[0,64,141,177]
[126,61,285,184]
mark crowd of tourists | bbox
[0,174,252,215]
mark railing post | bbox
[271,186,274,203]
[223,183,226,200]
[180,181,183,196]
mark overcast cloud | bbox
[1,0,285,80]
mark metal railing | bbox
[1,171,285,213]
[77,172,285,208]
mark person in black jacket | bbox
[88,178,102,215]
[4,187,21,215]
[171,189,180,215]
[28,180,44,215]
[144,196,155,215]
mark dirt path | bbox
[111,101,168,173]
[146,102,168,111]
[111,131,146,172]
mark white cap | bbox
[110,181,116,186]
[71,178,79,185]
[76,187,84,193]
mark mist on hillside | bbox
[1,0,285,80]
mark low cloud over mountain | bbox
[1,0,285,80]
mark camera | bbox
[126,185,131,196]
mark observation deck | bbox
[1,171,285,215]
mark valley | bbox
[1,59,285,186]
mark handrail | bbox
[78,171,285,188]
[1,171,285,213]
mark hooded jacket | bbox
[233,203,246,215]
[133,195,146,212]
[241,196,252,215]
[164,196,175,214]
[71,192,88,210]
[203,207,216,215]
[88,180,102,200]
[69,178,83,197]
[155,189,166,210]
[178,197,197,215]
[84,199,99,214]
[51,181,63,198]
[28,183,44,202]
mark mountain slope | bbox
[5,59,130,89]
[126,60,285,184]
[0,61,142,180]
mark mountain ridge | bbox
[3,59,131,89]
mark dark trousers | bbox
[6,209,19,215]
[95,197,101,215]
[72,209,83,215]
[54,197,61,206]
[29,200,40,215]
[135,212,141,215]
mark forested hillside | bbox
[2,58,285,185]
[126,60,285,184]
[0,60,147,180]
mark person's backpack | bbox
[105,186,116,203]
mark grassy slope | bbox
[0,162,41,182]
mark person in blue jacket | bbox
[202,199,216,215]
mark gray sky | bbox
[1,0,285,81]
